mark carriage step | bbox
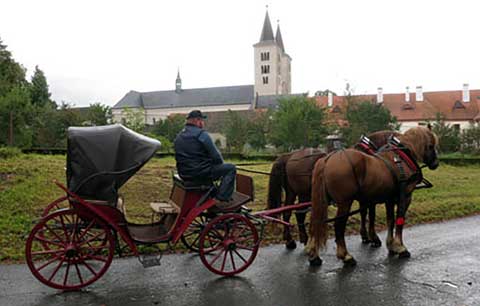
[138,254,162,268]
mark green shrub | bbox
[0,147,21,159]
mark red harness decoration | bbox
[358,143,376,155]
[396,217,405,226]
[394,148,418,172]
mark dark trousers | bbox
[211,163,236,201]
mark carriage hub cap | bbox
[65,245,77,258]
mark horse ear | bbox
[427,123,432,130]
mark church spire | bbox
[275,21,285,52]
[259,9,274,42]
[175,68,182,93]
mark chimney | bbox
[405,86,410,102]
[416,86,423,102]
[463,83,470,103]
[377,87,383,104]
[327,92,333,107]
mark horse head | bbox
[403,126,439,170]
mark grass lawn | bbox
[1,154,480,263]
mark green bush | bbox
[0,146,21,159]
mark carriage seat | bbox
[173,173,214,191]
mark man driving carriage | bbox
[174,110,240,211]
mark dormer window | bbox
[453,100,466,109]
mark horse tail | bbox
[310,158,329,250]
[267,156,288,209]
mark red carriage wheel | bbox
[199,214,259,276]
[26,209,115,290]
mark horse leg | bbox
[393,198,411,258]
[283,191,297,250]
[368,204,382,248]
[360,202,369,243]
[335,201,356,266]
[296,195,310,245]
[385,201,396,254]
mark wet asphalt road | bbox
[1,215,479,306]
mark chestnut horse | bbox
[267,148,326,249]
[267,131,400,249]
[306,126,439,266]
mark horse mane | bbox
[400,126,438,162]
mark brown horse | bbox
[267,148,326,249]
[267,131,399,250]
[306,126,439,266]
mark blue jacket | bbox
[174,124,224,179]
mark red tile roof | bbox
[316,89,480,123]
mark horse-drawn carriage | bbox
[25,125,306,290]
[26,124,439,290]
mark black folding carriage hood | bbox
[66,124,161,201]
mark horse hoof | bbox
[309,257,323,266]
[286,240,297,250]
[398,250,411,258]
[343,257,357,266]
[370,240,382,248]
[388,250,396,257]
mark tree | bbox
[246,110,270,150]
[0,85,33,147]
[431,113,460,153]
[0,37,27,97]
[121,107,145,132]
[152,114,185,142]
[85,103,111,126]
[223,110,249,152]
[460,123,480,154]
[30,66,52,107]
[268,96,328,151]
[341,98,399,146]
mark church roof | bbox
[256,93,305,108]
[259,11,274,42]
[113,85,255,109]
[275,24,285,52]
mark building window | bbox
[152,118,156,125]
[263,76,269,84]
[261,65,270,74]
[121,118,126,125]
[453,124,460,131]
[261,52,270,61]
[261,53,264,61]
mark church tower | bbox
[253,9,292,96]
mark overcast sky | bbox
[1,0,479,107]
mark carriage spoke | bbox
[32,248,64,256]
[208,248,225,266]
[47,258,65,282]
[44,224,66,245]
[233,249,248,264]
[229,250,236,271]
[63,261,71,286]
[82,260,98,277]
[76,220,95,241]
[33,235,64,247]
[85,254,108,263]
[236,244,254,251]
[78,230,105,246]
[220,249,228,272]
[36,254,63,271]
[74,263,84,285]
